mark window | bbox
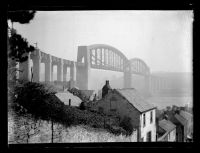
[150,111,153,123]
[143,113,146,127]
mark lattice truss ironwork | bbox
[89,45,129,72]
[129,58,150,76]
[88,44,150,76]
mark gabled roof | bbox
[159,119,176,132]
[55,91,82,106]
[115,88,156,113]
[165,111,181,125]
[179,110,192,122]
[175,114,187,126]
[80,90,95,98]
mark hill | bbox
[108,72,192,96]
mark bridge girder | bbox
[88,44,130,73]
[129,58,150,76]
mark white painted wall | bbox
[140,109,156,142]
[168,129,176,142]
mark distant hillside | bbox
[108,72,192,96]
[151,72,192,96]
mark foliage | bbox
[119,116,134,136]
[7,10,36,63]
[12,81,60,121]
[8,10,36,24]
[8,32,35,63]
[7,11,36,84]
[79,102,86,110]
[12,81,132,136]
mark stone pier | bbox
[31,49,41,82]
[45,54,52,82]
[76,46,91,90]
[124,63,132,88]
[57,59,63,81]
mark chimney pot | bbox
[69,99,71,106]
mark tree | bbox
[8,32,35,63]
[7,10,36,82]
[119,116,133,136]
[8,10,36,25]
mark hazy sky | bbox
[12,10,193,73]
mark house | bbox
[92,83,157,142]
[97,89,102,100]
[102,80,112,98]
[157,119,176,142]
[55,91,82,107]
[79,90,96,101]
[175,110,193,141]
[164,110,184,142]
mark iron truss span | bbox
[87,44,150,75]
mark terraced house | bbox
[93,82,157,142]
[157,119,176,142]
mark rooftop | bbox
[159,119,176,132]
[80,90,95,98]
[115,88,156,113]
[175,114,187,126]
[179,110,192,122]
[55,91,82,107]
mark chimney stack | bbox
[102,80,112,98]
[106,80,109,85]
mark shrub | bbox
[119,116,133,136]
[12,81,63,121]
[11,81,132,136]
[79,102,86,110]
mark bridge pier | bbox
[63,65,67,82]
[57,59,63,82]
[31,49,41,82]
[69,61,76,88]
[51,64,54,82]
[70,61,75,81]
[45,54,52,82]
[76,46,90,90]
[144,75,150,96]
[124,65,132,88]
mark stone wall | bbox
[8,109,137,143]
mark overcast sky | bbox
[12,10,193,73]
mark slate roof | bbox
[165,111,181,125]
[80,90,95,98]
[115,88,156,113]
[175,114,187,126]
[55,91,82,106]
[179,110,192,122]
[159,119,176,132]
